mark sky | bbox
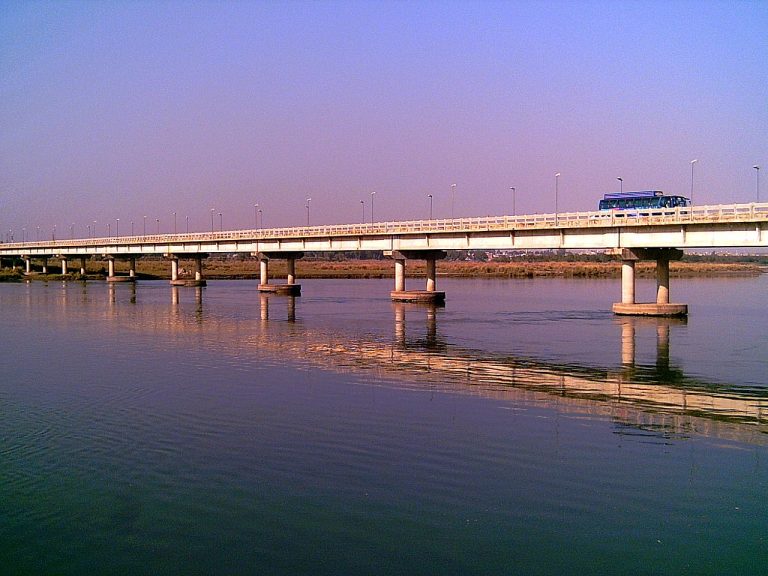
[1,0,767,239]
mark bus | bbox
[598,191,689,214]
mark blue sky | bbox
[1,0,766,238]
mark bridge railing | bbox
[2,202,767,251]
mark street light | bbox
[258,209,263,229]
[370,191,376,224]
[254,204,259,228]
[70,223,75,239]
[210,208,215,232]
[360,200,365,222]
[37,226,40,241]
[451,183,457,219]
[143,215,147,235]
[107,223,111,236]
[218,212,222,232]
[131,221,134,236]
[186,215,189,233]
[754,165,760,203]
[510,187,516,216]
[116,218,119,237]
[690,159,698,203]
[156,218,160,234]
[617,177,623,193]
[428,194,433,220]
[305,198,311,226]
[555,173,561,224]
[173,212,177,234]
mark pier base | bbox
[106,275,136,283]
[170,278,207,287]
[612,303,688,317]
[390,290,445,304]
[258,283,301,295]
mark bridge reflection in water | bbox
[91,282,768,445]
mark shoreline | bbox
[2,259,764,282]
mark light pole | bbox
[93,221,97,238]
[254,204,259,228]
[754,165,760,202]
[428,194,433,220]
[116,219,119,237]
[510,187,516,216]
[131,221,134,236]
[210,209,215,232]
[360,200,365,222]
[37,226,40,241]
[156,218,159,235]
[617,177,623,193]
[186,215,189,233]
[451,183,456,219]
[143,215,147,236]
[690,159,698,203]
[53,224,56,241]
[70,223,75,239]
[370,191,375,223]
[258,209,262,229]
[107,223,111,236]
[173,212,177,234]
[218,212,222,232]
[305,198,311,226]
[87,224,91,238]
[22,227,25,243]
[555,172,561,224]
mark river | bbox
[1,276,766,575]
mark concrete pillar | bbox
[129,258,136,278]
[80,257,87,276]
[107,258,115,278]
[394,259,406,292]
[426,258,436,292]
[286,258,296,285]
[656,257,670,304]
[194,256,203,281]
[171,258,179,281]
[61,258,68,275]
[42,258,48,274]
[24,258,31,274]
[621,260,635,304]
[260,259,269,286]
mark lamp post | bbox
[555,172,561,224]
[87,224,91,238]
[428,194,433,220]
[754,165,760,203]
[370,191,376,223]
[37,226,40,241]
[360,200,365,222]
[258,209,262,229]
[173,212,177,234]
[305,198,311,226]
[186,215,189,233]
[451,183,456,219]
[218,212,222,232]
[70,223,75,239]
[510,187,516,216]
[617,177,623,193]
[107,223,111,236]
[254,204,259,228]
[131,221,134,236]
[210,209,215,232]
[156,218,159,234]
[143,215,147,235]
[116,219,119,237]
[22,227,25,243]
[93,221,97,238]
[690,159,698,203]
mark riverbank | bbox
[3,259,764,282]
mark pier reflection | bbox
[26,281,768,445]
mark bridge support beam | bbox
[80,257,87,276]
[24,257,31,275]
[611,248,687,316]
[42,258,48,274]
[255,252,303,295]
[387,250,446,304]
[106,256,136,283]
[60,257,68,275]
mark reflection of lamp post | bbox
[370,191,376,223]
[555,172,561,224]
[690,159,698,203]
[428,194,433,220]
[754,165,760,202]
[451,183,456,218]
[510,187,516,216]
[617,177,623,193]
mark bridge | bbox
[2,202,767,315]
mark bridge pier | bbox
[80,257,87,276]
[24,257,31,275]
[255,252,302,295]
[106,256,136,282]
[387,250,446,304]
[612,248,687,316]
[42,258,48,274]
[168,254,207,287]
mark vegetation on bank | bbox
[2,253,765,281]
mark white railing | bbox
[2,202,767,251]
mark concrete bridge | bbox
[2,202,767,315]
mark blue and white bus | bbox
[598,191,689,213]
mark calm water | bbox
[1,276,766,575]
